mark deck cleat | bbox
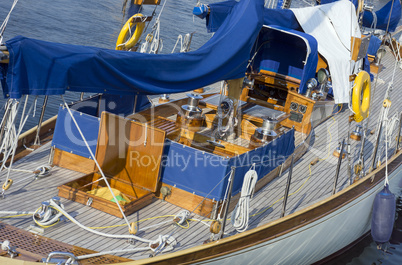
[350,124,363,141]
[1,240,19,258]
[158,94,170,103]
[333,146,347,159]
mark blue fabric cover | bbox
[161,140,230,200]
[52,107,100,158]
[193,4,209,19]
[276,0,286,9]
[205,1,301,33]
[228,128,295,196]
[71,96,100,116]
[322,0,401,32]
[1,0,264,99]
[263,8,301,30]
[367,35,382,56]
[206,0,237,33]
[71,94,151,117]
[371,184,396,244]
[160,128,294,200]
[53,94,150,158]
[251,26,318,94]
[363,0,401,32]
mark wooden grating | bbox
[0,222,132,264]
[146,116,179,135]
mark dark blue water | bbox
[1,0,402,264]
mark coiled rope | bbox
[231,164,257,232]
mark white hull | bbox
[193,164,402,265]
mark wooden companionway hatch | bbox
[58,112,166,218]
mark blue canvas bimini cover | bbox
[251,25,318,94]
[1,0,264,99]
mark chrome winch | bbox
[180,93,203,118]
[176,93,205,131]
[249,117,278,148]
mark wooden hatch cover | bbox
[95,112,166,192]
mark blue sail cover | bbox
[205,1,301,32]
[363,0,401,32]
[0,0,264,99]
[321,0,401,32]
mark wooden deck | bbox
[0,50,400,261]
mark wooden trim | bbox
[281,90,314,134]
[316,53,328,71]
[52,148,95,174]
[154,183,216,217]
[252,70,301,90]
[134,0,161,5]
[0,50,9,64]
[351,36,362,61]
[17,115,57,149]
[58,172,155,218]
[178,128,251,156]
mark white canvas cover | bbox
[292,0,361,103]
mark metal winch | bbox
[176,93,205,131]
[180,93,203,118]
[249,117,278,148]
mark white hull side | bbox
[194,165,402,265]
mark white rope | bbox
[0,0,19,44]
[231,164,257,233]
[0,102,21,167]
[149,235,177,253]
[149,20,163,54]
[173,210,190,225]
[140,0,168,54]
[172,34,183,53]
[3,96,32,184]
[0,211,35,215]
[386,113,399,138]
[172,33,193,53]
[1,97,36,193]
[61,96,131,229]
[0,100,19,157]
[49,199,153,242]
